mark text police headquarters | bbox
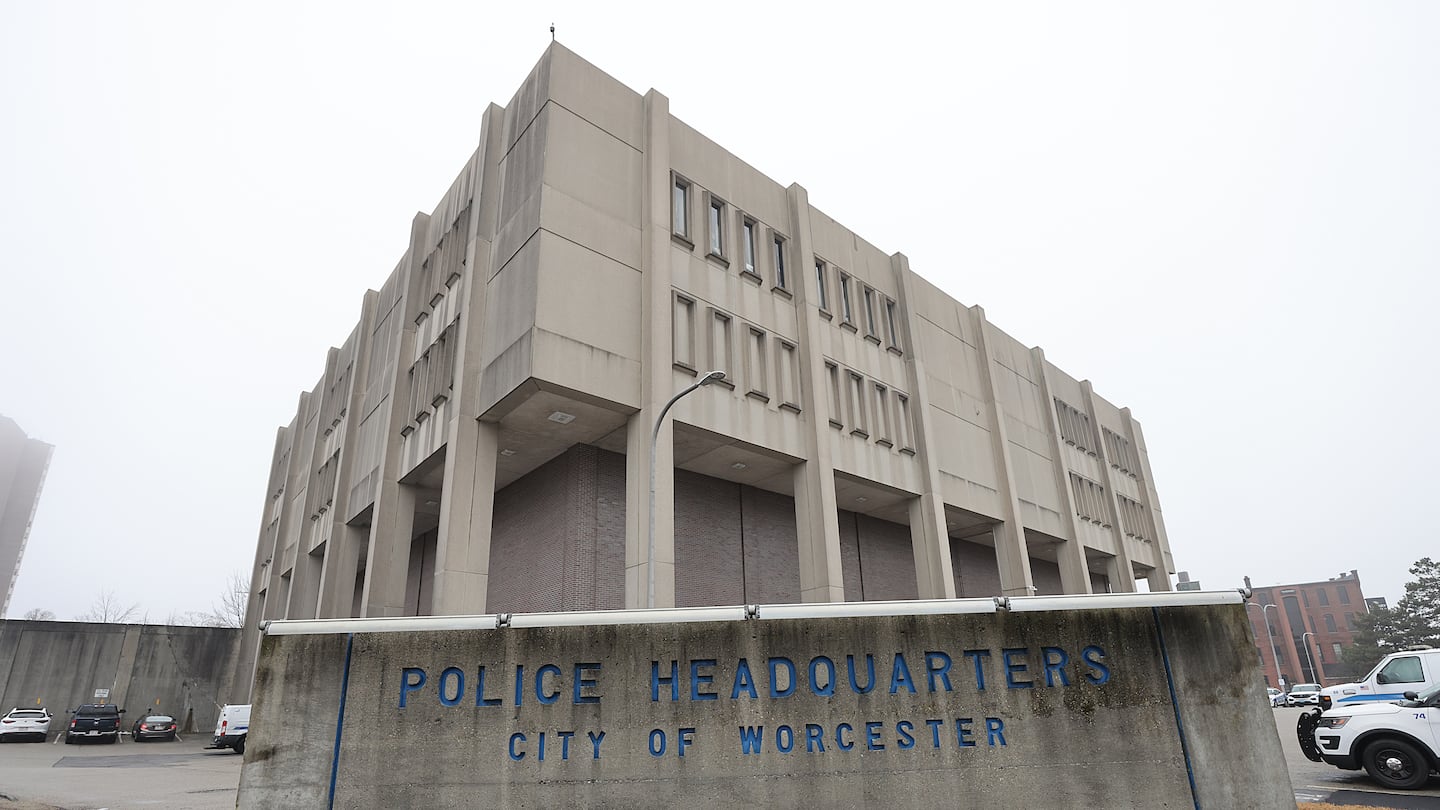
[396,643,1111,762]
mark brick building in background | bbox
[232,44,1179,698]
[1247,570,1368,688]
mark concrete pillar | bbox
[967,307,1035,597]
[1145,566,1171,593]
[624,89,680,609]
[431,420,498,614]
[1081,381,1135,593]
[786,182,844,603]
[430,107,504,616]
[1123,408,1176,584]
[1032,348,1093,595]
[890,256,954,599]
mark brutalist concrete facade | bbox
[1,415,53,618]
[234,44,1177,698]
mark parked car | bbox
[65,704,123,744]
[0,708,52,742]
[1287,683,1323,706]
[1267,688,1285,707]
[1301,683,1440,790]
[206,704,250,755]
[1321,647,1440,711]
[130,713,177,742]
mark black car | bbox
[130,714,177,742]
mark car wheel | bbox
[233,737,245,755]
[1361,738,1431,791]
[106,735,117,744]
[63,735,72,745]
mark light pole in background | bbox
[648,370,726,609]
[1247,602,1284,689]
[1302,631,1322,683]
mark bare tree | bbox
[23,607,56,620]
[210,573,250,628]
[77,590,141,623]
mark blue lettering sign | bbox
[400,667,426,708]
[1003,648,1033,689]
[1083,645,1110,685]
[889,653,916,694]
[808,656,836,697]
[438,667,464,707]
[847,654,876,694]
[690,659,717,701]
[925,652,953,692]
[768,657,796,698]
[1042,647,1069,687]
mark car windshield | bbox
[144,716,173,723]
[1294,684,1320,691]
[78,706,118,715]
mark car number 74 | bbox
[1415,712,1428,720]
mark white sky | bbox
[2,1,1436,621]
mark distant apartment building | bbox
[1248,570,1368,687]
[234,45,1178,695]
[1,416,53,617]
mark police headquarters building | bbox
[233,44,1178,698]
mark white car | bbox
[0,708,52,742]
[1267,687,1285,707]
[1305,683,1440,790]
[1287,683,1323,706]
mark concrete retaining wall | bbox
[238,599,1292,808]
[0,620,239,733]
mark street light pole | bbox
[1302,631,1321,683]
[648,370,726,609]
[1247,602,1283,688]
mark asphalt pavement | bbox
[0,733,241,810]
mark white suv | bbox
[1304,684,1440,790]
[1287,683,1323,706]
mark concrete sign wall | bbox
[239,597,1292,808]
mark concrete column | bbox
[1123,408,1176,584]
[1032,348,1093,594]
[263,400,309,621]
[786,182,844,603]
[316,292,380,618]
[891,253,955,600]
[361,212,431,617]
[430,108,504,616]
[431,420,498,614]
[624,89,679,608]
[967,306,1035,597]
[1081,381,1135,593]
[229,427,292,701]
[1145,566,1171,593]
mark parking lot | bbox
[0,735,241,810]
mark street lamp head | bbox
[701,370,726,385]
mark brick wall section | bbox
[674,469,745,607]
[594,449,627,610]
[838,510,920,601]
[951,537,1003,598]
[739,487,800,604]
[1031,557,1064,596]
[838,511,863,600]
[488,446,574,612]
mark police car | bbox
[1299,683,1440,790]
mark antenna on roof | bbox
[550,23,555,41]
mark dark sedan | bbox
[130,714,177,742]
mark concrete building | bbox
[1,416,53,618]
[1247,570,1369,687]
[235,44,1177,694]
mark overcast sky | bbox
[2,1,1436,621]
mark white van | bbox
[1319,647,1440,711]
[207,704,251,755]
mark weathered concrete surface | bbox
[0,620,238,733]
[239,604,1292,809]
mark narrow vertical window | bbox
[741,218,757,275]
[815,260,830,313]
[873,383,891,446]
[895,393,914,453]
[672,176,690,239]
[772,234,788,290]
[777,340,800,412]
[839,273,854,324]
[746,327,768,401]
[847,372,868,437]
[885,298,900,351]
[862,287,879,340]
[708,197,725,258]
[825,361,842,428]
[709,309,734,380]
[672,294,696,372]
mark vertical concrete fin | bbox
[1032,347,1093,594]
